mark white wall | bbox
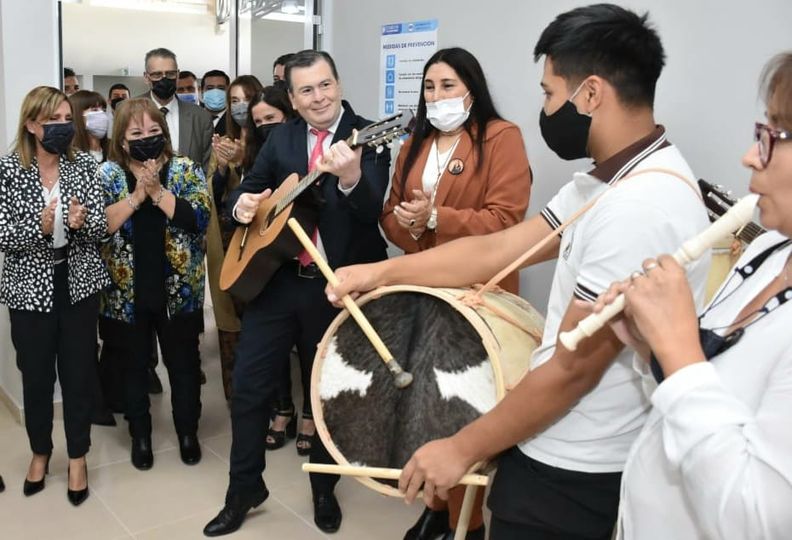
[62,3,231,81]
[0,0,61,414]
[250,18,306,84]
[329,0,792,311]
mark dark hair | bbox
[242,85,296,172]
[533,3,665,107]
[64,67,76,78]
[400,47,502,187]
[273,53,295,71]
[109,98,174,169]
[179,70,197,81]
[144,47,177,72]
[201,69,230,91]
[225,75,264,140]
[760,52,792,132]
[284,50,339,92]
[69,90,109,156]
[108,83,130,99]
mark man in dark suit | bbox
[203,50,390,537]
[200,69,230,137]
[140,48,213,173]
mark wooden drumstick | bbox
[454,484,479,540]
[287,218,414,388]
[559,193,759,351]
[301,463,489,487]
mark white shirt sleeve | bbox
[652,360,792,539]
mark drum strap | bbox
[458,285,544,344]
[468,167,703,302]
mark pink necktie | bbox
[298,128,330,266]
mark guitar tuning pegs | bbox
[386,142,394,149]
[376,145,384,154]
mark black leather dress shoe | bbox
[203,488,269,537]
[179,434,202,465]
[91,407,117,427]
[440,525,485,540]
[313,492,342,533]
[148,367,163,394]
[404,507,451,540]
[131,437,154,470]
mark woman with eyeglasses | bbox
[97,98,210,471]
[0,86,109,505]
[589,52,792,539]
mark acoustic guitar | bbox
[220,110,414,302]
[698,179,765,244]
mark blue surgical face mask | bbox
[177,92,198,105]
[203,88,226,112]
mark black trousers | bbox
[119,308,202,438]
[228,262,339,498]
[487,447,621,540]
[9,262,99,459]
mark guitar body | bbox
[220,172,317,302]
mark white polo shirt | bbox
[520,128,711,473]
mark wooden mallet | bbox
[287,218,413,388]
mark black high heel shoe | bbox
[23,453,51,497]
[67,460,90,506]
[296,416,315,457]
[265,409,297,451]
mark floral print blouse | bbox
[98,156,210,323]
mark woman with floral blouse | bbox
[97,98,209,471]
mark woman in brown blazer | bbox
[382,48,532,539]
[382,48,531,296]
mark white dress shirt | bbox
[152,92,180,153]
[617,230,792,539]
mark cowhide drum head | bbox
[312,285,544,496]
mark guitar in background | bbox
[698,179,766,301]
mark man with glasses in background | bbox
[141,48,213,173]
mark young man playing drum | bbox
[327,5,710,539]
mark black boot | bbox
[404,507,451,540]
[203,488,269,537]
[131,436,154,470]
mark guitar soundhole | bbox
[260,208,276,236]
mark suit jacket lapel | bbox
[433,130,473,207]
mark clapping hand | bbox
[40,197,58,235]
[67,196,88,230]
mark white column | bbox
[0,0,60,416]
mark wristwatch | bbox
[426,207,438,231]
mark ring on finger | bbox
[643,261,658,272]
[409,219,416,227]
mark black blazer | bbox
[225,101,390,268]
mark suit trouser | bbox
[228,263,340,498]
[122,308,202,438]
[9,262,98,459]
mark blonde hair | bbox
[108,97,174,169]
[761,52,792,131]
[13,86,74,169]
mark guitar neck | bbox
[738,221,766,244]
[274,133,357,215]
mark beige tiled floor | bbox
[0,305,423,539]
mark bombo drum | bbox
[311,285,545,496]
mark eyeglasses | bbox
[147,70,178,81]
[754,122,792,167]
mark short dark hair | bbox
[200,69,230,91]
[533,3,665,107]
[284,50,339,92]
[144,47,177,72]
[273,53,295,71]
[108,83,130,98]
[64,67,76,78]
[179,70,197,81]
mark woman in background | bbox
[69,90,109,163]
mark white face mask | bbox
[84,110,108,139]
[426,91,471,132]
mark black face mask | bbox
[539,100,592,160]
[110,97,126,111]
[151,77,177,101]
[255,123,278,144]
[127,134,166,162]
[40,122,75,155]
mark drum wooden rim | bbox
[311,285,510,497]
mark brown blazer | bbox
[381,119,532,293]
